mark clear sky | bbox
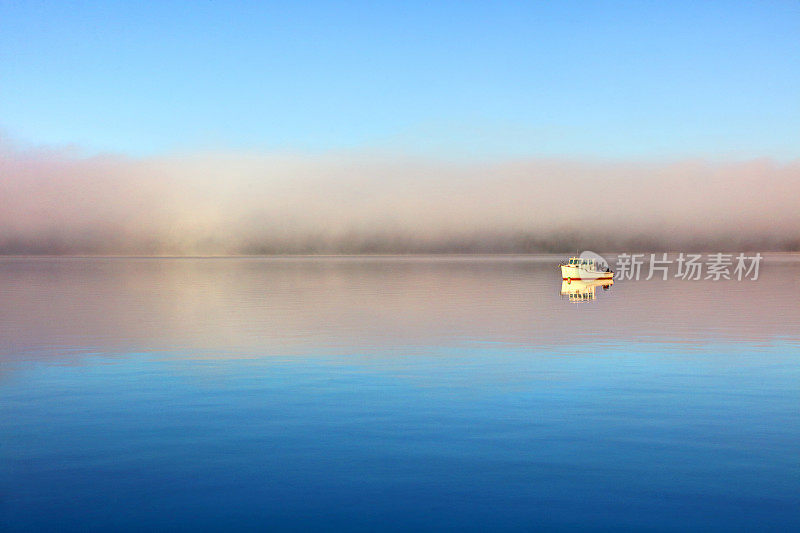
[1,1,798,158]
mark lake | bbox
[1,256,798,531]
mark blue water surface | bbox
[1,257,799,531]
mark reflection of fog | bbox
[1,256,799,366]
[560,279,613,303]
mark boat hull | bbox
[560,265,614,281]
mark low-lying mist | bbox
[1,140,798,254]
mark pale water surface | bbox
[1,256,799,531]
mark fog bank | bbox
[1,141,798,254]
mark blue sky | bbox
[1,1,798,158]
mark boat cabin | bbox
[567,257,596,269]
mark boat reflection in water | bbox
[560,279,613,303]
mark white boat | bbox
[559,257,613,282]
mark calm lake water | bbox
[1,256,799,531]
